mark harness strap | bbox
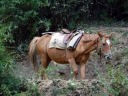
[96,38,102,63]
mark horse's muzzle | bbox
[104,54,112,60]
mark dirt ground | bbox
[13,26,128,81]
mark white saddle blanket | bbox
[49,33,66,49]
[49,32,83,49]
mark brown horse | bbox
[29,32,112,80]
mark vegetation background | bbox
[0,0,128,96]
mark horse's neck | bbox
[74,34,99,57]
[84,34,99,41]
[83,34,99,54]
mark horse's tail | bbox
[28,37,40,71]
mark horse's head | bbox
[97,32,112,60]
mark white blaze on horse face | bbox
[106,39,111,45]
[104,39,112,60]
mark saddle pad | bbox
[67,33,83,49]
[49,33,66,49]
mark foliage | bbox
[0,24,39,96]
[98,64,128,96]
[0,0,50,46]
[0,24,13,74]
[0,0,128,47]
[0,23,17,95]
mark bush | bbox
[1,0,128,47]
[0,0,51,46]
[0,24,39,96]
[99,64,128,96]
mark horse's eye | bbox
[103,43,106,46]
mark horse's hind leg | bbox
[40,54,51,80]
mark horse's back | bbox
[36,34,51,51]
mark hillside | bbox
[13,26,128,95]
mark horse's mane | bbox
[82,33,99,42]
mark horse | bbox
[28,32,112,80]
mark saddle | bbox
[61,28,71,34]
[49,28,84,50]
[61,29,74,44]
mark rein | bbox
[96,37,102,62]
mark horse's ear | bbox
[107,33,113,38]
[98,32,103,38]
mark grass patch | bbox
[97,64,128,96]
[122,48,128,57]
[110,36,120,45]
[122,31,128,37]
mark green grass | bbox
[122,31,128,36]
[122,48,128,57]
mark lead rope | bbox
[96,38,102,63]
[95,38,103,77]
[94,38,109,95]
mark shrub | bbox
[0,24,39,96]
[1,0,128,47]
[99,64,128,96]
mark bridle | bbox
[95,37,103,61]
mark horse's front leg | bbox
[80,54,90,79]
[80,63,86,79]
[68,58,78,79]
